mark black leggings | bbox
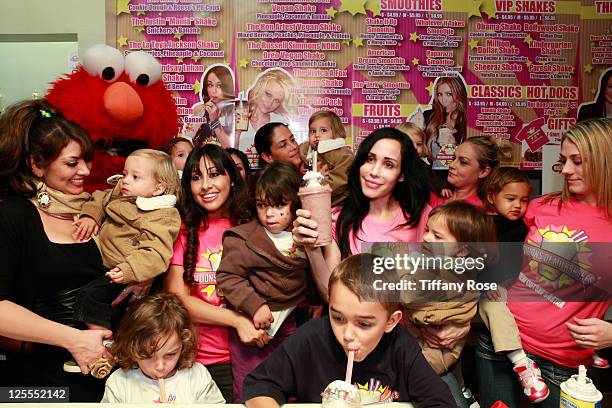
[206,363,233,403]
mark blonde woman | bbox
[236,68,299,155]
[476,118,612,407]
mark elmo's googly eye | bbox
[124,51,162,87]
[82,44,124,82]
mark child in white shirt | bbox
[101,293,225,403]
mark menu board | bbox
[110,0,611,169]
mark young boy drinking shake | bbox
[243,253,455,407]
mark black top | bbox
[0,197,105,320]
[0,197,106,400]
[243,316,455,407]
[483,215,528,285]
[493,215,527,243]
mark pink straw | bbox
[345,350,355,383]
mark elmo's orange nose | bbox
[103,82,144,123]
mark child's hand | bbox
[316,162,330,178]
[440,188,453,199]
[106,267,124,284]
[72,217,99,241]
[253,304,274,329]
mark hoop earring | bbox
[36,181,51,209]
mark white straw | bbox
[313,149,318,173]
[345,350,355,383]
[159,378,167,403]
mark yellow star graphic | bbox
[561,107,569,116]
[191,55,201,62]
[584,64,593,73]
[342,38,352,45]
[468,0,483,18]
[426,81,435,96]
[200,285,216,299]
[193,79,201,94]
[526,60,532,67]
[116,0,130,15]
[134,26,145,33]
[117,35,128,48]
[338,0,367,15]
[469,38,479,50]
[219,39,224,44]
[412,57,419,66]
[239,58,249,68]
[365,0,382,16]
[480,0,496,19]
[524,34,533,45]
[136,10,145,16]
[174,32,184,40]
[176,57,184,64]
[326,6,337,17]
[353,37,364,47]
[409,32,418,42]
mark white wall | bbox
[0,0,106,54]
[0,0,107,106]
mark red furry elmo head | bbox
[46,44,179,191]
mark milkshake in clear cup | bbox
[298,170,332,247]
[560,365,602,408]
[321,380,361,408]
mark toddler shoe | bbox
[591,353,609,369]
[513,358,549,403]
[63,339,114,376]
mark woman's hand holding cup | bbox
[292,209,319,246]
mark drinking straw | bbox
[313,149,318,173]
[158,378,167,403]
[345,350,355,383]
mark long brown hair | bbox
[111,293,197,370]
[425,76,467,157]
[0,99,93,198]
[179,144,251,284]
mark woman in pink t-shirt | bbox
[476,118,612,408]
[293,127,474,406]
[293,127,432,295]
[165,144,269,402]
[429,136,503,209]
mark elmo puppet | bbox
[46,44,179,191]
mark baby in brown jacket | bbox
[217,161,312,402]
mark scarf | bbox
[29,183,91,219]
